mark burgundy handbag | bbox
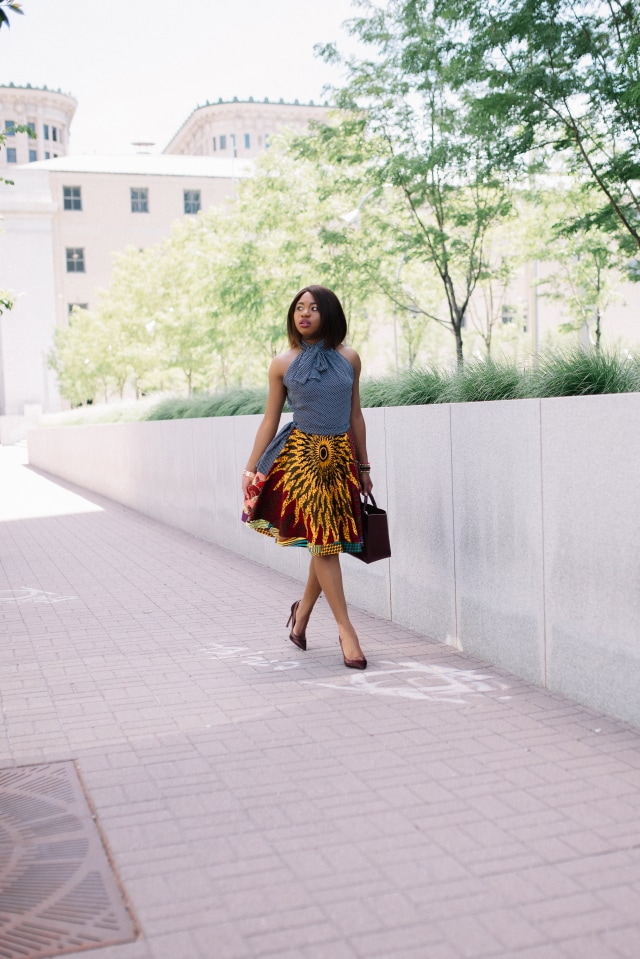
[353,493,391,564]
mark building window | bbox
[4,120,15,136]
[68,303,89,314]
[219,134,227,150]
[183,190,201,214]
[52,126,58,142]
[45,151,50,159]
[501,305,515,325]
[244,133,251,149]
[28,149,37,163]
[27,122,36,135]
[130,187,149,213]
[63,186,82,211]
[212,136,216,151]
[44,124,50,140]
[6,147,16,163]
[66,248,85,272]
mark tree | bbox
[304,0,516,366]
[440,0,640,254]
[48,307,113,406]
[534,185,627,350]
[0,1,23,29]
[209,134,380,368]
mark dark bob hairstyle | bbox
[286,285,348,350]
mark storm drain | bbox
[0,762,138,959]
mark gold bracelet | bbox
[242,470,256,478]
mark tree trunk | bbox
[454,324,464,367]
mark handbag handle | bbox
[360,492,378,509]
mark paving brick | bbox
[558,932,631,959]
[3,445,640,959]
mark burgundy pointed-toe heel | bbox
[286,601,307,651]
[339,636,367,670]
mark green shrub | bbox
[395,367,452,405]
[360,377,402,407]
[41,348,640,428]
[146,388,268,420]
[525,348,640,398]
[360,366,450,407]
[437,358,526,404]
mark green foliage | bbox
[360,366,450,406]
[45,3,640,394]
[305,0,519,366]
[532,184,627,349]
[48,307,112,406]
[525,347,640,397]
[48,136,391,405]
[437,358,526,404]
[0,1,23,29]
[145,388,269,420]
[0,290,14,315]
[40,347,640,428]
[439,0,640,253]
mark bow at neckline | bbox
[289,339,329,384]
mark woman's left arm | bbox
[346,349,373,495]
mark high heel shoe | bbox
[339,636,367,670]
[286,601,307,651]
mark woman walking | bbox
[242,285,372,669]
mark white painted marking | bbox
[0,587,76,605]
[199,640,510,703]
[199,642,250,659]
[309,661,511,703]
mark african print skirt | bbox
[246,428,364,556]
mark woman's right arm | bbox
[242,356,288,495]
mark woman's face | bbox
[294,291,322,342]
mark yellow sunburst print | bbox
[272,431,359,545]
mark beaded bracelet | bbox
[242,470,256,479]
[358,463,371,472]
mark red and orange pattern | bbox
[245,428,363,556]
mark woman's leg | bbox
[311,554,365,661]
[291,559,322,638]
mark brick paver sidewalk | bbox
[1,446,639,959]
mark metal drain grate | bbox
[0,761,138,959]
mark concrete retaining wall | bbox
[27,393,640,725]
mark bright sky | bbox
[0,0,359,155]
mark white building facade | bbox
[164,98,328,158]
[0,84,76,168]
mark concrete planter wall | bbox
[27,393,640,725]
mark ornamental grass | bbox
[523,347,640,398]
[42,347,640,427]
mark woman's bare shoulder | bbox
[270,346,301,377]
[337,345,361,370]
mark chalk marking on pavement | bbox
[308,661,511,703]
[199,641,511,703]
[0,587,77,605]
[199,641,251,658]
[200,640,302,671]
